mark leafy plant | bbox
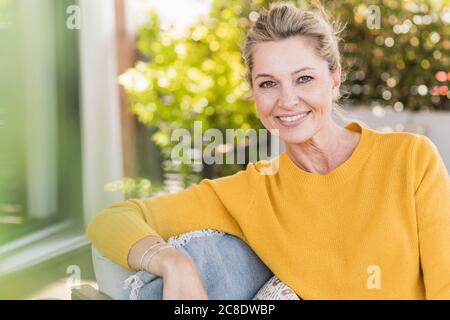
[104,177,165,199]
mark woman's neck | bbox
[285,121,361,175]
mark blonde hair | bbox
[243,1,353,119]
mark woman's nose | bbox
[278,85,299,109]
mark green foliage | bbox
[119,1,266,181]
[332,0,450,112]
[104,177,165,199]
[119,5,262,146]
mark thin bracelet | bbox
[139,242,165,271]
[144,245,173,272]
[139,242,166,271]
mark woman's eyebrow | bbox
[255,67,316,80]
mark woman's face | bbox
[251,36,341,144]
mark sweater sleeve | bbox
[86,163,261,270]
[412,135,450,299]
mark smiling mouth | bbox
[275,111,311,124]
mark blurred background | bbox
[0,0,449,299]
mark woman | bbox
[87,2,450,299]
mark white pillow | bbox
[252,276,300,300]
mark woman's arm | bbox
[86,166,259,270]
[412,135,450,299]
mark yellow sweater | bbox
[87,122,450,299]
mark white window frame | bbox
[79,0,124,225]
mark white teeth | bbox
[278,112,309,122]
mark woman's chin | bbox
[278,130,313,145]
[280,136,310,145]
[263,120,315,144]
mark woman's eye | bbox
[258,76,312,88]
[297,75,313,83]
[259,80,276,88]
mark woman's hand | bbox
[161,253,209,300]
[129,236,208,300]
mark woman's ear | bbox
[332,65,341,89]
[332,65,341,99]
